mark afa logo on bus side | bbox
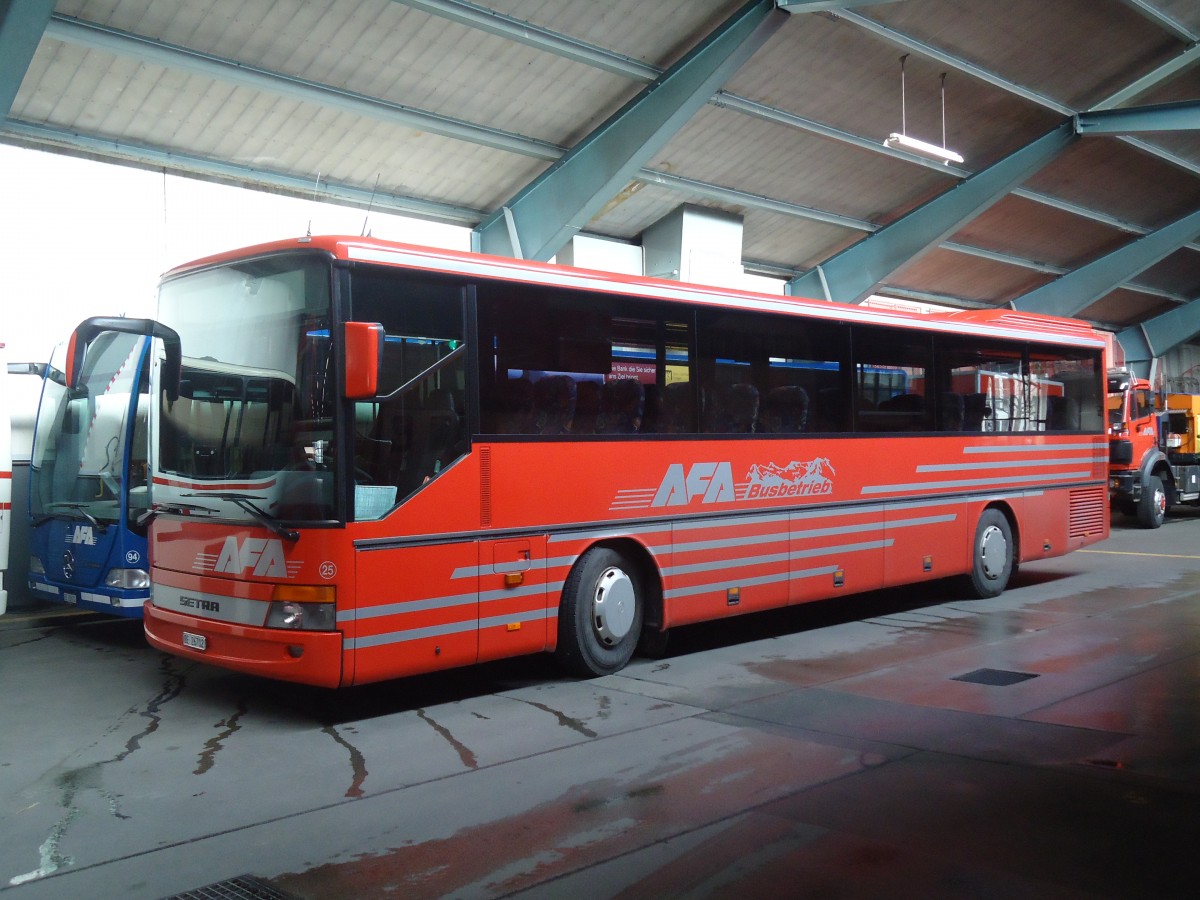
[646,458,837,508]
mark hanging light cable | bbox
[883,55,964,165]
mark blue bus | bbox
[27,327,151,617]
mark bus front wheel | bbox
[964,509,1013,599]
[556,547,643,677]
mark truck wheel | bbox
[963,509,1013,599]
[555,547,643,677]
[1137,475,1166,529]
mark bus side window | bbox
[850,326,932,433]
[759,385,808,434]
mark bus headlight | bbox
[267,584,336,630]
[266,601,336,630]
[106,568,151,590]
[29,556,45,575]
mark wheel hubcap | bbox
[592,567,635,645]
[979,524,1007,580]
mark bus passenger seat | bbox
[497,376,534,433]
[533,375,576,435]
[574,380,602,434]
[759,385,808,433]
[941,392,964,430]
[598,379,644,434]
[661,381,695,433]
[706,384,759,433]
[963,393,991,430]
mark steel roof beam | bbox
[1091,44,1200,110]
[392,1,658,80]
[33,7,1193,301]
[1117,301,1200,370]
[45,14,561,161]
[1012,208,1200,318]
[837,9,1073,114]
[0,119,485,226]
[403,0,1188,251]
[775,1,902,10]
[839,8,1200,178]
[473,0,786,260]
[1077,99,1200,134]
[790,122,1076,302]
[1117,0,1197,43]
[0,0,55,120]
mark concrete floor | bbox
[0,513,1197,899]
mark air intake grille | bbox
[1069,486,1107,538]
[479,446,492,528]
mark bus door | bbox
[28,332,151,616]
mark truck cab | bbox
[1107,367,1168,528]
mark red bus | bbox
[77,236,1109,687]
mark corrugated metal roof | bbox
[3,0,1200,340]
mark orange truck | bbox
[1107,367,1200,528]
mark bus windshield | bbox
[30,333,148,529]
[155,254,336,523]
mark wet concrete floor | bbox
[0,513,1197,899]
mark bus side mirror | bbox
[344,322,384,400]
[67,316,182,401]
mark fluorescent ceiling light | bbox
[884,132,964,165]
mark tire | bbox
[963,508,1013,599]
[1136,474,1166,529]
[555,547,643,677]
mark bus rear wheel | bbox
[964,509,1013,599]
[556,547,643,677]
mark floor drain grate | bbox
[952,667,1039,686]
[163,875,296,900]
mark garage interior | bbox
[1,1,1198,898]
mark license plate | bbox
[182,632,207,651]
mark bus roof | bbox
[162,235,1106,349]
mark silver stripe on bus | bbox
[917,456,1101,472]
[663,510,957,559]
[451,556,574,580]
[666,559,861,600]
[791,538,893,560]
[666,568,794,599]
[962,442,1106,454]
[664,538,894,578]
[347,617,477,648]
[863,470,1092,494]
[338,578,567,624]
[338,590,477,623]
[547,522,674,544]
[344,607,554,650]
[541,491,1011,550]
[480,579,566,604]
[666,550,791,577]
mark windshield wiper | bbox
[182,492,300,542]
[136,500,217,526]
[33,503,109,532]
